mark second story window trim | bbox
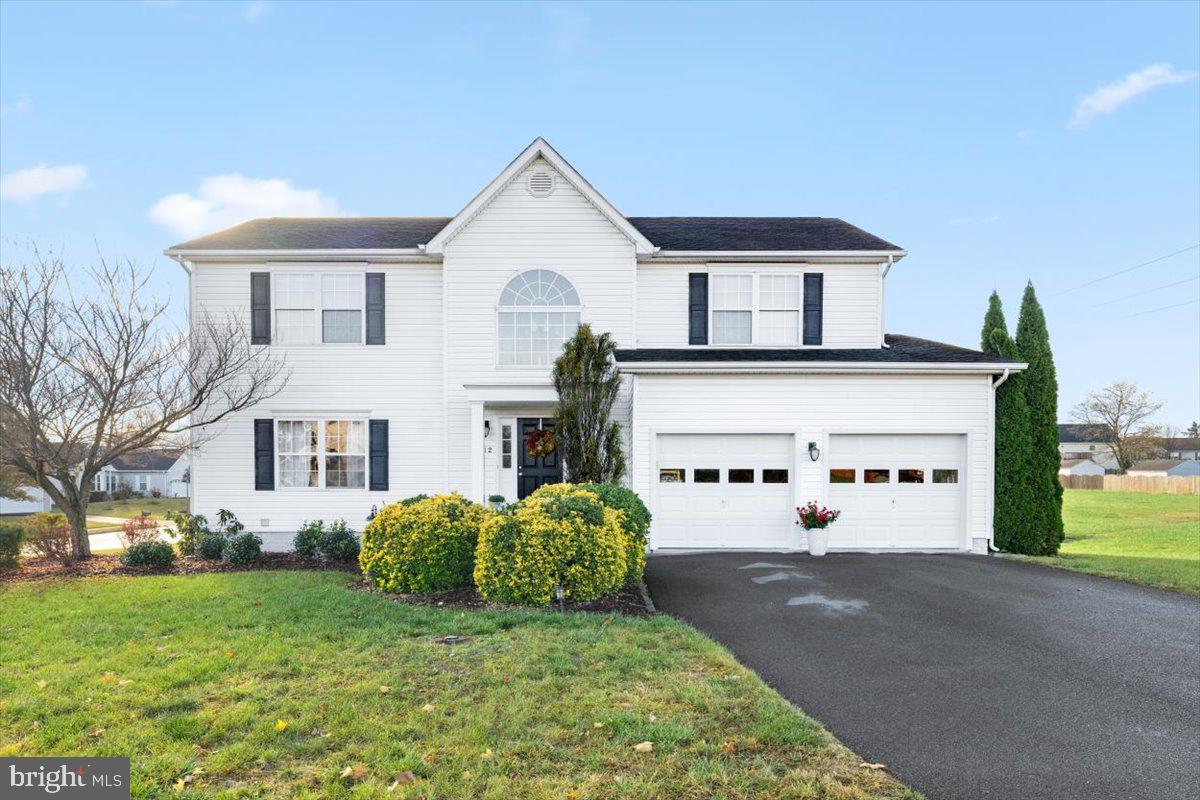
[272,269,367,346]
[709,271,804,346]
[496,269,583,367]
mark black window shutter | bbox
[369,419,388,491]
[803,273,824,345]
[688,273,708,345]
[250,272,271,344]
[365,273,385,345]
[254,419,274,490]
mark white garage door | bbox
[654,434,794,549]
[827,434,965,550]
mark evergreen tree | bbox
[552,324,626,484]
[981,291,1007,354]
[990,328,1038,553]
[1015,282,1064,555]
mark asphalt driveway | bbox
[646,553,1200,800]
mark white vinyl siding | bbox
[636,262,884,348]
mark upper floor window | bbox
[274,272,364,345]
[497,269,581,366]
[710,272,803,346]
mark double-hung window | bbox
[710,272,803,345]
[273,272,364,345]
[276,418,367,489]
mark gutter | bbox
[616,361,1028,375]
[162,248,434,262]
[986,367,1013,554]
[641,249,908,263]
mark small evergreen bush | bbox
[474,483,627,606]
[318,520,359,561]
[121,541,176,568]
[578,483,651,582]
[360,494,489,593]
[197,531,227,560]
[0,522,24,569]
[293,520,324,557]
[222,531,263,565]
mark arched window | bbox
[497,269,581,366]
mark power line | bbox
[1112,298,1199,321]
[1092,275,1200,308]
[1051,244,1200,297]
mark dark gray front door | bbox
[518,417,561,499]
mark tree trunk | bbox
[37,474,93,560]
[64,503,92,560]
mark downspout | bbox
[168,254,195,514]
[879,255,894,348]
[987,368,1012,553]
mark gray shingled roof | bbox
[1058,423,1115,443]
[168,216,901,252]
[1129,459,1184,472]
[614,334,1019,365]
[109,450,182,472]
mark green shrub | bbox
[23,512,71,560]
[360,493,489,593]
[578,483,651,582]
[166,511,209,556]
[293,520,324,556]
[121,541,176,568]
[222,531,263,565]
[399,494,430,506]
[196,531,227,560]
[318,520,359,561]
[215,508,245,536]
[474,483,627,606]
[0,522,23,569]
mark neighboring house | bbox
[165,138,1025,553]
[1057,423,1117,469]
[1126,459,1200,477]
[1058,457,1106,477]
[93,450,190,498]
[1159,437,1200,461]
[0,484,53,515]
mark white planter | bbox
[807,528,829,557]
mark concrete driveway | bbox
[646,553,1200,800]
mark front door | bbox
[518,417,562,499]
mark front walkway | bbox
[645,552,1200,800]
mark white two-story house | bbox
[166,139,1023,553]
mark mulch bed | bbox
[0,552,359,585]
[1,555,654,617]
[353,581,653,617]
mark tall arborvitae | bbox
[990,328,1038,553]
[981,291,1007,353]
[1015,282,1064,555]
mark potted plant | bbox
[795,501,840,557]
[487,494,506,511]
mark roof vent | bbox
[526,170,555,197]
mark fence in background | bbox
[1060,474,1200,495]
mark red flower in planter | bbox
[796,501,841,530]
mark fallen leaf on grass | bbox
[340,763,368,781]
[421,703,435,713]
[88,727,105,738]
[633,741,653,753]
[98,672,117,685]
[592,722,604,729]
[225,652,235,659]
[274,720,289,732]
[391,771,416,785]
[35,680,47,689]
[648,714,657,722]
[860,762,889,771]
[117,680,132,686]
[721,741,736,754]
[379,685,391,694]
[480,749,493,760]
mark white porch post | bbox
[469,400,486,502]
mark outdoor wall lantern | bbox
[483,420,492,438]
[808,441,821,461]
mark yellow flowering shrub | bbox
[359,493,490,593]
[474,483,627,606]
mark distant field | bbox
[1023,490,1200,595]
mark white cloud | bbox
[1070,64,1196,129]
[148,173,353,238]
[242,1,270,22]
[0,164,88,200]
[1015,130,1032,141]
[0,95,33,118]
[950,214,1002,227]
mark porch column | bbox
[469,400,486,502]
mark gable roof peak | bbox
[423,138,657,256]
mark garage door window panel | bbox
[933,469,959,484]
[864,469,891,484]
[829,468,856,484]
[694,469,720,483]
[763,469,789,484]
[660,468,685,483]
[728,469,754,483]
[899,468,926,484]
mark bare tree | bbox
[1072,382,1163,473]
[0,248,286,559]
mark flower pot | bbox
[807,528,829,557]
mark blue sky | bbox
[2,1,1198,425]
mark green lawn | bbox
[1023,489,1200,594]
[84,496,189,520]
[0,513,120,534]
[0,572,916,800]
